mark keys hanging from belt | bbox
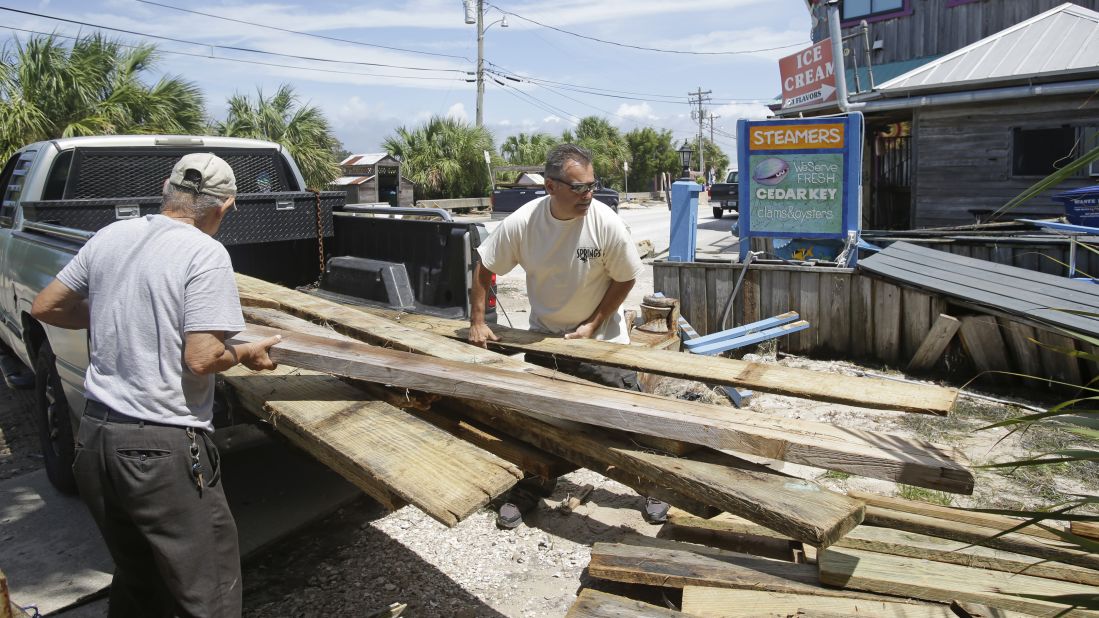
[187,427,204,496]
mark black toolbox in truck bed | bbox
[21,191,339,245]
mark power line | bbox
[134,0,472,61]
[0,6,471,74]
[0,26,471,82]
[485,61,774,105]
[485,2,809,56]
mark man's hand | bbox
[240,334,281,371]
[564,322,598,340]
[469,322,499,348]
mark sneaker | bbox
[642,497,670,524]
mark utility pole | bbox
[688,87,711,177]
[708,114,720,183]
[476,0,484,127]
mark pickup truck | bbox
[491,181,620,214]
[0,135,494,493]
[707,170,739,219]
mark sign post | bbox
[736,113,862,265]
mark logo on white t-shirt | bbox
[576,246,603,263]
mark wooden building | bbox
[330,153,414,207]
[790,1,1099,229]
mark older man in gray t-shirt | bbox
[32,153,282,617]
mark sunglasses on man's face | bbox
[550,177,597,194]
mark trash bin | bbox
[1053,185,1099,226]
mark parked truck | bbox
[490,166,620,215]
[707,170,739,219]
[0,135,494,493]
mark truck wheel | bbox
[712,207,724,219]
[34,341,78,495]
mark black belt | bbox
[84,399,183,429]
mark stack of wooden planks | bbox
[227,275,973,547]
[566,493,1099,618]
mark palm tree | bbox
[212,84,341,190]
[570,116,629,190]
[501,132,558,166]
[383,116,495,199]
[0,33,205,161]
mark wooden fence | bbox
[652,260,1095,389]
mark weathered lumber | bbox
[447,399,718,519]
[819,546,1099,618]
[907,314,961,372]
[588,542,899,601]
[680,588,954,618]
[950,600,1037,618]
[243,302,863,541]
[449,398,864,544]
[565,589,689,618]
[231,324,974,494]
[350,303,958,415]
[238,275,696,457]
[849,490,1065,542]
[1071,520,1099,541]
[862,505,1099,571]
[235,274,957,414]
[244,307,575,480]
[958,315,1012,376]
[222,364,521,526]
[666,509,1099,586]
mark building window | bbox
[1012,126,1077,176]
[842,0,905,20]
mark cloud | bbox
[614,102,658,121]
[446,102,468,121]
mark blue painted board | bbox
[691,321,811,356]
[684,312,801,349]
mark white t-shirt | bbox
[478,196,643,343]
[57,215,245,431]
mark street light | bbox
[677,143,694,180]
[464,0,508,127]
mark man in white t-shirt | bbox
[470,144,669,526]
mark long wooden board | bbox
[230,324,974,494]
[665,509,1099,586]
[819,546,1099,618]
[848,490,1066,542]
[234,274,956,414]
[588,542,898,601]
[349,303,958,415]
[565,589,689,618]
[221,364,522,526]
[680,588,955,618]
[863,505,1099,571]
[242,305,864,543]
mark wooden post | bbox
[957,315,1012,378]
[907,314,961,372]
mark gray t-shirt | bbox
[57,214,245,431]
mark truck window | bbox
[0,153,33,228]
[42,150,74,200]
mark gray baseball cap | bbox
[169,153,237,198]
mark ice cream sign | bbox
[736,114,863,263]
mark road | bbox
[458,199,739,331]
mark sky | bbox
[2,0,814,166]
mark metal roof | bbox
[339,153,395,166]
[878,2,1099,94]
[330,175,375,186]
